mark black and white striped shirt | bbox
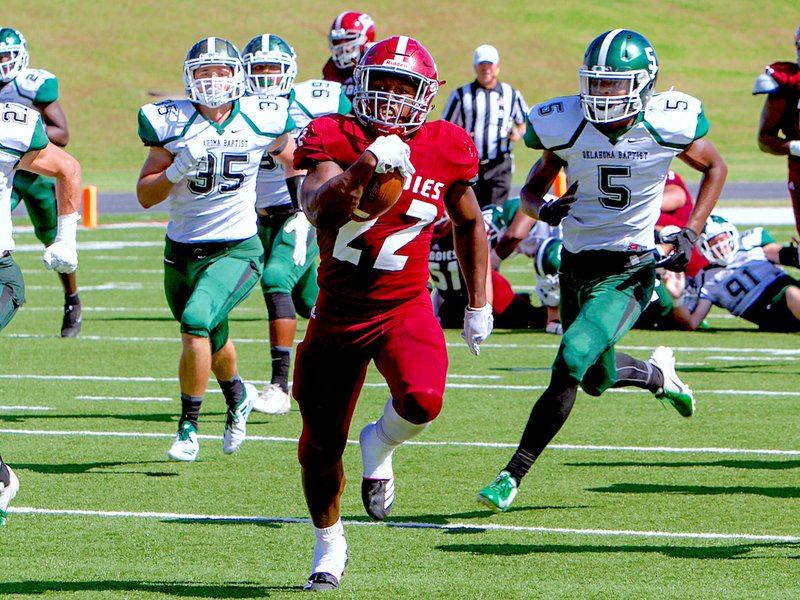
[441,81,528,162]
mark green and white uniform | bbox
[0,68,59,245]
[0,102,49,330]
[255,79,350,316]
[525,90,708,393]
[696,227,800,331]
[138,96,294,350]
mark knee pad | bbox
[265,291,296,320]
[394,391,442,424]
[180,303,213,338]
[556,320,608,383]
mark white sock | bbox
[361,398,431,479]
[311,519,347,579]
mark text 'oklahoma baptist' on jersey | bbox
[294,114,478,312]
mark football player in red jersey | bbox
[321,11,375,99]
[755,25,800,236]
[293,35,492,591]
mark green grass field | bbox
[4,1,800,191]
[0,219,797,598]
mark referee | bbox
[442,44,528,208]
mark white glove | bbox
[366,134,415,178]
[165,136,207,183]
[42,212,79,273]
[284,211,310,266]
[789,141,800,157]
[461,304,493,356]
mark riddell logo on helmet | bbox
[382,59,409,68]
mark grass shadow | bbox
[588,482,800,499]
[436,540,796,560]
[567,459,800,470]
[0,580,296,597]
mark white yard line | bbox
[0,405,53,411]
[0,428,798,456]
[76,396,173,402]
[7,506,798,543]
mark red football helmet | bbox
[328,11,375,69]
[353,36,441,136]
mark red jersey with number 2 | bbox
[295,114,478,313]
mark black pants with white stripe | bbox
[475,155,512,208]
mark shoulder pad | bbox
[643,91,707,149]
[525,96,583,151]
[740,226,774,249]
[14,68,58,102]
[238,95,293,136]
[292,79,347,117]
[137,99,197,146]
[753,72,779,95]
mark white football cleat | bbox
[222,383,256,454]
[359,421,395,520]
[167,422,199,462]
[0,464,20,526]
[649,346,695,417]
[252,383,291,415]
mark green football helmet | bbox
[0,28,28,83]
[698,214,740,266]
[183,37,245,108]
[242,34,297,96]
[579,29,659,124]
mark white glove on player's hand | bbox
[42,212,79,273]
[461,304,494,356]
[165,136,207,183]
[284,211,310,266]
[366,134,415,178]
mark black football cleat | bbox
[61,301,82,337]
[304,572,340,592]
[361,477,394,521]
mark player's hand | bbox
[165,136,207,183]
[461,304,493,356]
[657,227,698,272]
[538,182,578,226]
[284,211,310,266]
[43,212,79,273]
[366,134,415,179]
[661,270,686,299]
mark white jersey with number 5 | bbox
[138,96,293,243]
[0,102,49,252]
[255,79,351,209]
[525,91,709,253]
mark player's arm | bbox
[494,208,535,264]
[446,183,489,310]
[519,150,566,219]
[300,154,376,229]
[676,138,727,235]
[661,182,688,213]
[661,271,712,331]
[18,142,80,214]
[757,94,794,156]
[35,100,69,147]
[269,133,306,209]
[136,146,177,209]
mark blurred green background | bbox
[4,0,797,191]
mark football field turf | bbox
[0,219,798,598]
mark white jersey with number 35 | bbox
[526,91,709,253]
[138,96,293,242]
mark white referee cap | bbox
[473,44,499,65]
